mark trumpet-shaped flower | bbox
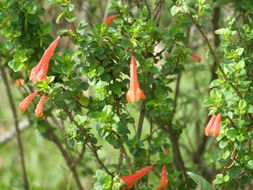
[157,165,168,190]
[105,15,116,26]
[120,166,153,189]
[126,55,146,102]
[205,114,222,137]
[19,92,38,111]
[35,95,47,117]
[30,36,60,83]
[191,53,202,62]
[15,78,24,87]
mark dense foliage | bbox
[0,0,253,189]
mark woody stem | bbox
[1,66,30,190]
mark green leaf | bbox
[247,160,253,169]
[236,48,244,56]
[187,172,214,190]
[219,140,228,149]
[74,115,88,125]
[171,6,180,16]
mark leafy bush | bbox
[0,0,252,189]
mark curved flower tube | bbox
[126,55,146,102]
[157,165,168,190]
[19,92,38,112]
[105,15,116,26]
[35,95,47,117]
[30,36,61,83]
[120,165,153,189]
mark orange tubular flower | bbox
[205,114,217,136]
[126,55,146,102]
[19,92,38,112]
[157,165,168,190]
[35,95,47,117]
[15,78,24,87]
[191,53,202,62]
[164,148,169,155]
[212,114,222,137]
[30,36,61,83]
[120,166,153,190]
[105,15,116,26]
[205,114,222,137]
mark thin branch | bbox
[144,0,151,19]
[189,15,243,99]
[153,0,165,24]
[103,0,112,21]
[65,109,113,177]
[122,146,134,174]
[116,147,124,174]
[0,119,29,145]
[1,67,30,190]
[48,132,84,190]
[136,100,146,139]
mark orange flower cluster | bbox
[19,36,60,117]
[19,92,47,117]
[205,114,222,137]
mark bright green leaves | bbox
[51,0,76,23]
[213,174,230,185]
[171,6,181,16]
[74,115,89,126]
[53,49,76,75]
[187,172,214,190]
[23,1,39,15]
[48,0,71,6]
[94,170,113,190]
[8,47,34,72]
[93,105,128,148]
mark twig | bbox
[153,0,165,24]
[136,100,146,139]
[48,132,84,190]
[144,0,151,19]
[116,147,124,174]
[65,109,113,177]
[193,3,221,165]
[73,144,86,167]
[122,146,134,174]
[189,15,243,99]
[103,0,112,21]
[0,119,29,145]
[1,67,30,190]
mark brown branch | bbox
[122,146,134,174]
[73,144,86,167]
[153,0,165,24]
[160,124,189,187]
[1,67,30,190]
[48,132,84,190]
[116,147,124,174]
[193,3,221,165]
[144,0,151,19]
